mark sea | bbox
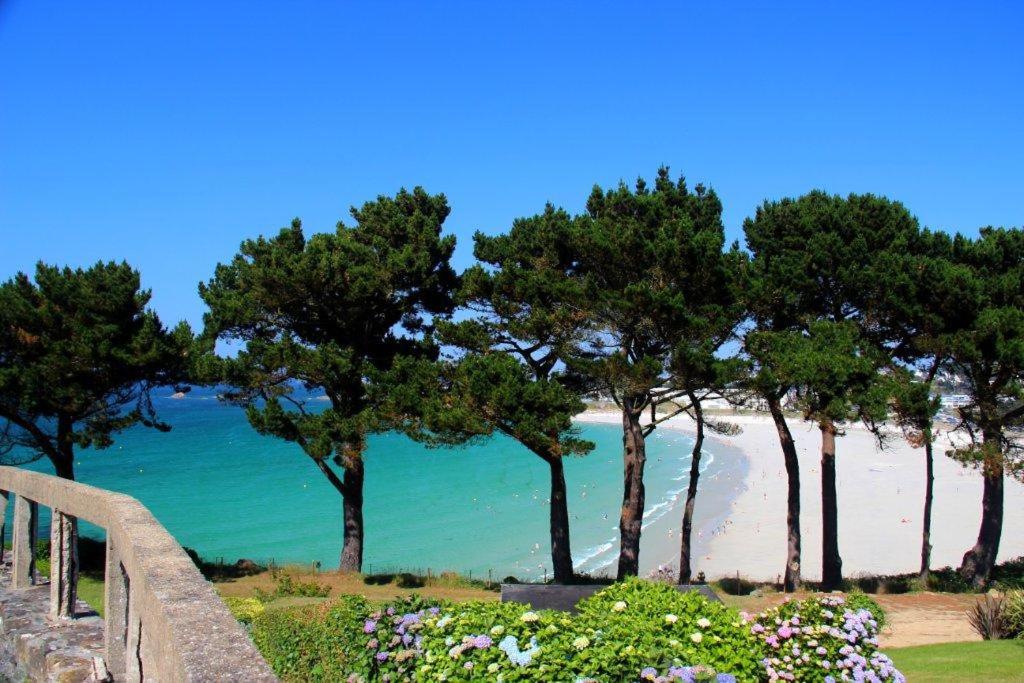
[8,389,737,580]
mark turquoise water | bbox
[13,391,731,579]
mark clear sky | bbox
[2,1,1021,329]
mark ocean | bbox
[10,390,740,580]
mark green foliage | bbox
[993,556,1024,590]
[844,592,887,629]
[396,203,593,458]
[845,556,1024,594]
[200,188,459,456]
[0,261,190,475]
[968,594,1008,640]
[750,595,901,681]
[250,596,371,682]
[573,168,740,407]
[943,228,1024,479]
[747,320,890,426]
[571,578,761,681]
[254,573,331,602]
[77,573,105,617]
[200,188,459,569]
[1003,590,1024,639]
[743,191,924,331]
[223,596,266,625]
[246,579,807,681]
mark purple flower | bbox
[778,625,793,639]
[364,619,377,634]
[473,635,493,649]
[375,651,389,662]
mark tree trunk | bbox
[959,425,1004,588]
[617,399,647,579]
[767,395,801,592]
[678,400,705,584]
[545,455,574,583]
[339,456,365,572]
[820,420,843,590]
[919,430,934,583]
[919,359,941,585]
[51,440,78,619]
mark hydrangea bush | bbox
[248,579,903,682]
[746,595,903,682]
[571,579,762,681]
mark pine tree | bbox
[200,188,458,571]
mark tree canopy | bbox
[199,187,458,571]
[944,227,1024,586]
[0,261,191,479]
[571,167,737,578]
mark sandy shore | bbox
[576,409,1024,582]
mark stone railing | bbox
[0,466,277,682]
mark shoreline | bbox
[573,411,751,578]
[576,408,1024,582]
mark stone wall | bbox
[0,466,277,682]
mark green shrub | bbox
[223,596,265,625]
[414,600,575,681]
[250,596,369,682]
[1004,590,1024,639]
[245,579,906,682]
[993,556,1024,590]
[571,578,762,681]
[845,591,887,629]
[967,594,1007,640]
[750,595,903,681]
[254,572,331,602]
[377,578,758,681]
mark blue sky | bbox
[2,1,1021,329]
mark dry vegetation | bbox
[214,565,499,604]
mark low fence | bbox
[0,466,277,682]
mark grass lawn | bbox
[78,571,105,617]
[888,640,1024,681]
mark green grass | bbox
[888,640,1024,681]
[77,572,105,617]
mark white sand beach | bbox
[576,409,1024,582]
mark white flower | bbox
[612,601,627,612]
[490,625,505,636]
[690,632,703,643]
[488,663,500,673]
[665,614,679,624]
[572,636,590,651]
[697,617,711,629]
[521,611,540,623]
